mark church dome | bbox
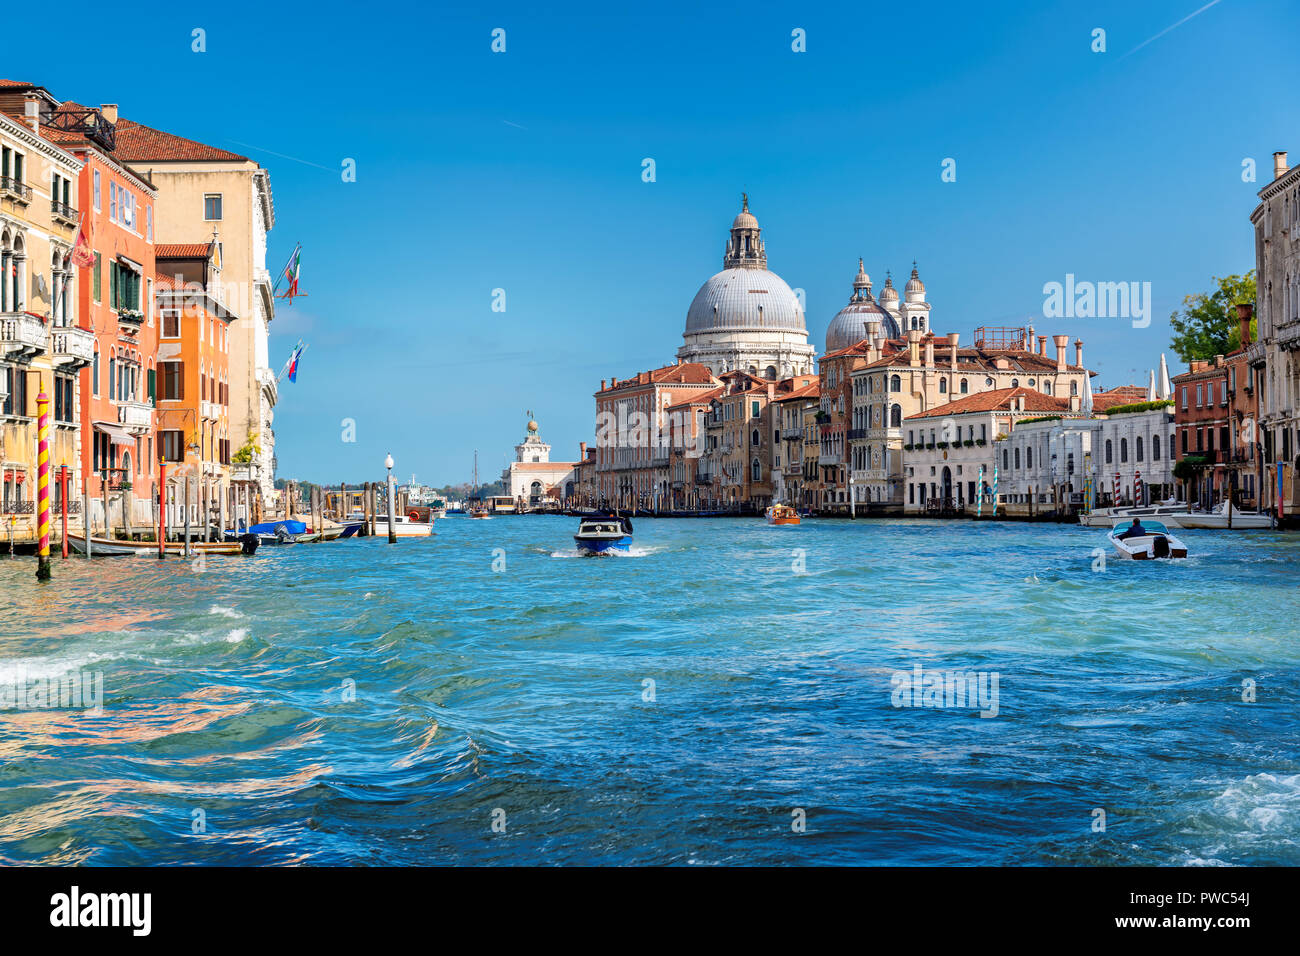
[684,195,806,334]
[905,262,926,299]
[825,261,900,352]
[879,271,899,308]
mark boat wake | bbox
[550,547,655,559]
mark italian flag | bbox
[282,247,301,301]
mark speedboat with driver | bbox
[574,513,633,555]
[1108,518,1188,560]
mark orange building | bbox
[153,243,235,502]
[38,98,159,525]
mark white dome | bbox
[685,268,806,334]
[826,301,899,352]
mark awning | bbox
[117,255,143,274]
[93,422,136,448]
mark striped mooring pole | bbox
[35,384,51,581]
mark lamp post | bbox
[385,453,396,544]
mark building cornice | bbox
[0,113,82,172]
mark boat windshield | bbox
[1112,520,1169,535]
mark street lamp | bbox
[384,453,396,543]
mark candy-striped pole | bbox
[977,464,985,518]
[35,384,51,581]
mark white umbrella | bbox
[1158,354,1172,399]
[1082,372,1094,417]
[1147,369,1157,401]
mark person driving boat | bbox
[1117,518,1146,540]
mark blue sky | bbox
[8,0,1298,485]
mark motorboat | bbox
[1108,519,1188,560]
[1176,501,1275,530]
[574,514,632,555]
[373,514,434,537]
[1079,503,1191,528]
[68,532,258,557]
[765,504,800,526]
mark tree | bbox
[1168,272,1256,363]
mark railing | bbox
[116,308,145,325]
[2,501,35,514]
[1,312,48,359]
[0,176,31,202]
[51,199,78,223]
[118,400,152,430]
[847,428,868,440]
[51,326,94,366]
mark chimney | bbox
[1037,335,1048,356]
[23,94,40,133]
[1275,150,1289,181]
[1053,334,1068,371]
[99,103,118,124]
[1026,323,1035,348]
[1236,302,1254,346]
[1074,338,1083,367]
[949,332,960,369]
[908,328,921,367]
[611,376,617,387]
[923,338,935,368]
[600,379,606,390]
[1214,354,1226,368]
[1069,394,1081,412]
[579,441,587,460]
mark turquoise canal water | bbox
[1,516,1298,865]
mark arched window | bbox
[959,379,968,393]
[1014,448,1021,469]
[1043,381,1052,395]
[1003,449,1009,470]
[1105,439,1113,463]
[751,428,760,446]
[1120,438,1128,462]
[890,404,901,427]
[751,458,761,481]
[1027,447,1033,468]
[939,379,947,394]
[765,365,776,379]
[92,347,100,396]
[1136,437,1143,461]
[1010,378,1019,388]
[1152,435,1161,460]
[1070,381,1078,396]
[890,375,901,392]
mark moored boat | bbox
[373,514,434,537]
[68,532,258,557]
[574,514,632,555]
[1079,503,1191,528]
[765,504,800,525]
[1107,519,1188,560]
[1176,501,1275,530]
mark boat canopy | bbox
[1111,519,1169,534]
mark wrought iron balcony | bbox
[51,199,78,225]
[0,176,31,203]
[51,326,94,368]
[116,308,145,325]
[118,400,153,432]
[1,312,48,360]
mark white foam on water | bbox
[0,651,119,684]
[209,605,241,618]
[224,628,249,644]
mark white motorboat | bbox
[1108,519,1188,560]
[1176,501,1275,530]
[1079,503,1191,528]
[373,515,434,537]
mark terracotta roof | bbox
[667,385,724,411]
[113,117,248,162]
[155,243,212,258]
[906,387,1072,420]
[600,362,716,392]
[509,461,577,471]
[772,380,821,402]
[1092,385,1148,410]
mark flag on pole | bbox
[70,215,94,268]
[281,246,301,303]
[285,342,304,382]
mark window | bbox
[1136,437,1144,461]
[92,252,101,302]
[204,193,223,220]
[91,348,100,396]
[93,169,101,211]
[939,379,947,394]
[751,400,760,418]
[890,404,901,427]
[1120,438,1128,462]
[1026,447,1032,468]
[751,458,761,481]
[159,361,184,401]
[959,379,968,394]
[1152,435,1161,460]
[1196,384,1203,407]
[53,374,75,423]
[1181,429,1188,453]
[146,205,153,242]
[162,310,180,338]
[1014,448,1021,469]
[890,375,901,392]
[161,430,185,462]
[1105,439,1113,463]
[110,262,141,312]
[1181,386,1188,409]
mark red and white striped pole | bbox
[1134,469,1143,507]
[1112,472,1120,506]
[35,384,51,581]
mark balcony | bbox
[118,400,153,433]
[116,308,145,326]
[847,428,868,440]
[0,176,31,203]
[820,452,842,465]
[1278,320,1300,352]
[1,312,47,360]
[201,400,219,421]
[51,199,78,226]
[257,367,278,406]
[50,326,94,368]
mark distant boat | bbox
[373,514,434,537]
[766,504,800,525]
[574,514,632,555]
[1176,501,1274,530]
[469,450,490,518]
[1079,503,1190,528]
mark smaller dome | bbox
[905,261,925,297]
[732,192,758,231]
[880,271,899,304]
[852,258,871,291]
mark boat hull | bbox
[1109,533,1188,560]
[1080,506,1191,528]
[574,535,630,555]
[68,533,254,557]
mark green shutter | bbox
[147,368,156,404]
[92,253,101,300]
[109,263,117,310]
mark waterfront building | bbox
[1246,150,1300,515]
[570,441,597,507]
[1092,402,1178,506]
[903,387,1077,513]
[836,325,1092,512]
[113,120,279,500]
[502,416,578,509]
[153,243,236,524]
[34,97,161,527]
[1171,311,1260,509]
[771,379,819,507]
[665,386,721,511]
[676,196,816,379]
[594,361,718,509]
[0,87,86,540]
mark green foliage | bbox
[1172,456,1208,481]
[1168,272,1257,363]
[1016,415,1062,425]
[232,432,260,465]
[1102,399,1174,417]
